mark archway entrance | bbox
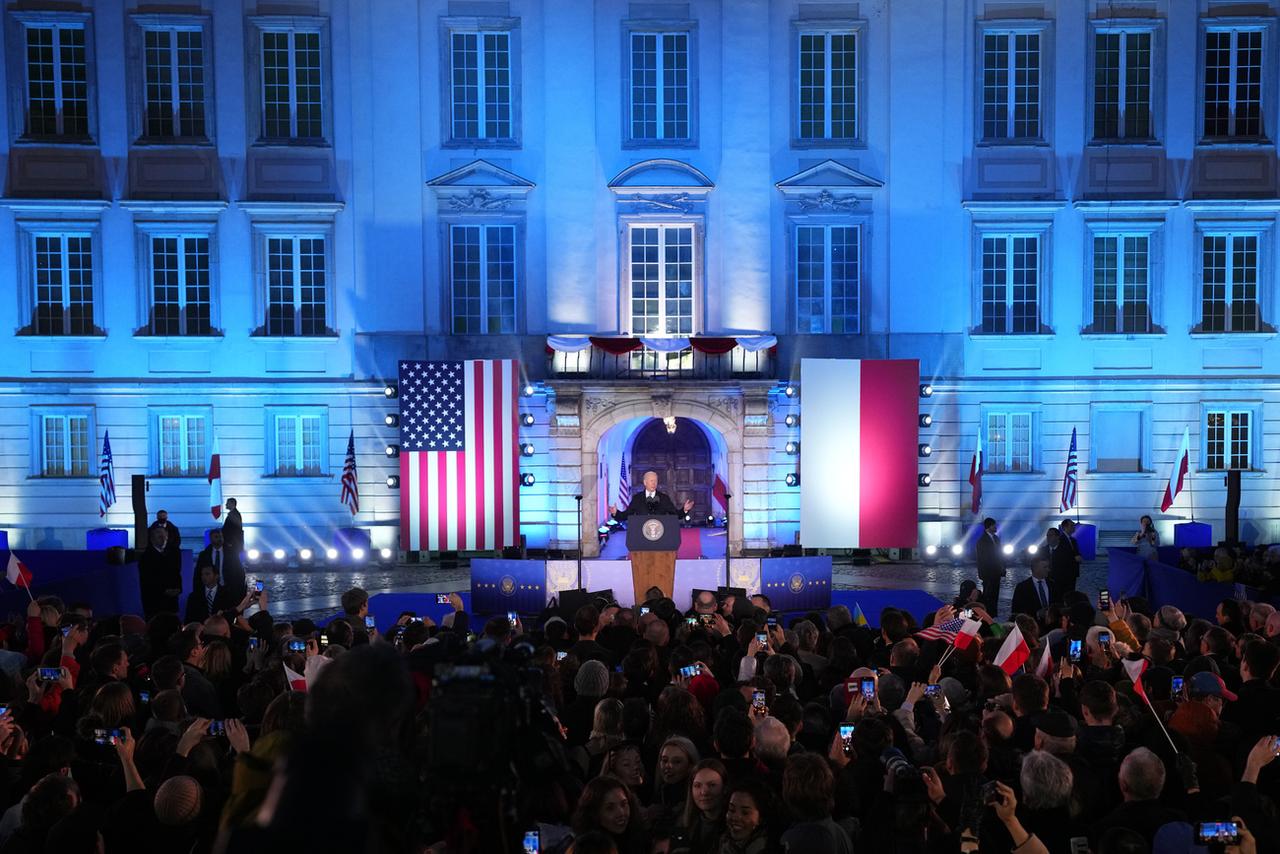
[629,417,712,518]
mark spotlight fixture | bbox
[1026,544,1040,556]
[386,475,400,488]
[919,414,932,427]
[521,413,535,427]
[522,384,535,397]
[784,414,799,428]
[785,441,800,455]
[683,513,692,523]
[385,445,400,457]
[521,443,535,456]
[1002,543,1014,556]
[925,544,938,556]
[325,547,339,561]
[918,473,932,486]
[380,547,393,561]
[350,547,366,562]
[247,548,261,562]
[521,473,536,486]
[784,385,797,398]
[299,548,314,562]
[919,384,933,398]
[385,414,399,428]
[918,443,932,457]
[706,514,715,524]
[384,384,397,398]
[272,548,286,562]
[784,472,800,487]
[950,543,964,557]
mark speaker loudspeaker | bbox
[132,475,147,549]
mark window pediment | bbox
[427,159,534,215]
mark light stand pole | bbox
[723,493,732,589]
[574,494,583,591]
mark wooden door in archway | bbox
[629,417,713,517]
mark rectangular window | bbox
[630,32,690,141]
[798,30,857,141]
[261,29,323,139]
[1091,234,1151,333]
[158,414,207,476]
[265,236,327,336]
[450,31,512,141]
[32,233,94,335]
[23,23,89,138]
[1206,409,1251,470]
[149,235,212,335]
[795,224,860,333]
[1093,30,1153,140]
[1201,233,1260,332]
[630,224,694,335]
[980,234,1040,334]
[987,411,1033,473]
[142,27,205,138]
[40,413,91,477]
[273,411,324,476]
[1204,28,1264,139]
[982,31,1041,140]
[1093,410,1144,472]
[449,224,517,334]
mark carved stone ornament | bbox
[630,193,694,213]
[584,396,613,416]
[797,190,859,212]
[447,188,513,211]
[706,395,742,419]
[651,395,673,419]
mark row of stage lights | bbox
[779,382,935,487]
[382,381,541,488]
[923,542,1040,560]
[244,546,396,565]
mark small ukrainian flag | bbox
[853,602,868,627]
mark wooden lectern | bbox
[625,514,681,606]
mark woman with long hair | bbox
[650,735,699,823]
[571,774,648,854]
[673,759,728,854]
[576,698,625,779]
[717,778,774,854]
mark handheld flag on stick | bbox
[5,553,34,602]
[853,602,868,627]
[993,625,1030,675]
[283,663,307,692]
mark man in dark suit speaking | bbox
[608,470,695,521]
[608,470,695,604]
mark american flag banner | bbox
[617,452,630,509]
[98,431,116,518]
[340,430,359,516]
[915,615,967,644]
[1060,427,1078,512]
[398,360,519,551]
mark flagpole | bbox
[1139,691,1179,755]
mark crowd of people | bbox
[0,511,1279,853]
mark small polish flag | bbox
[1160,427,1191,513]
[5,553,33,589]
[283,662,307,692]
[954,618,982,650]
[1122,657,1149,700]
[993,625,1030,675]
[1033,644,1054,680]
[208,434,223,520]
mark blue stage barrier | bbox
[0,549,192,618]
[472,558,547,615]
[1174,522,1213,548]
[760,556,832,612]
[829,589,945,628]
[1107,546,1267,619]
[1107,549,1151,602]
[1074,524,1097,560]
[85,529,128,550]
[0,532,7,550]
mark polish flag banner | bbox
[954,618,982,650]
[1122,657,1149,700]
[283,663,307,692]
[1033,644,1054,680]
[994,625,1030,675]
[1160,428,1191,513]
[799,359,919,548]
[208,434,223,520]
[5,553,32,589]
[969,426,983,514]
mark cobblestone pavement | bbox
[264,556,1109,622]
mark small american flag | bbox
[98,432,116,518]
[1060,427,1078,512]
[340,430,359,516]
[617,453,630,509]
[916,616,966,644]
[398,360,519,551]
